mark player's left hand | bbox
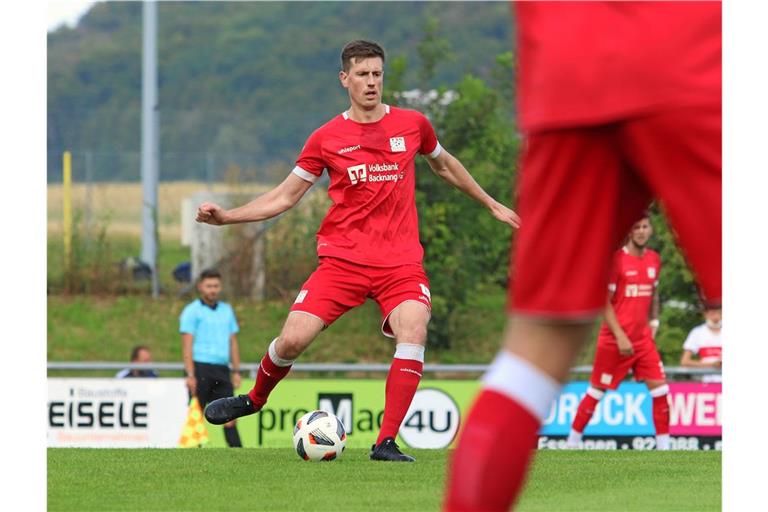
[231,371,241,389]
[489,200,521,229]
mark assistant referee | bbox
[180,268,243,447]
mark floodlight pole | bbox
[141,0,160,298]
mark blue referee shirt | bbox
[179,299,239,366]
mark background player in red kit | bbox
[566,215,671,450]
[196,40,520,461]
[445,2,720,510]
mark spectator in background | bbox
[180,269,243,448]
[680,305,722,383]
[116,345,159,378]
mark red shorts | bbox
[590,339,666,390]
[509,105,721,317]
[289,257,432,338]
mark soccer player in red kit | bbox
[197,40,520,461]
[445,1,720,509]
[566,215,671,450]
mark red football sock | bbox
[247,352,292,409]
[376,357,423,444]
[444,389,540,512]
[571,388,603,433]
[652,393,670,436]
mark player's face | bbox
[340,57,383,110]
[198,277,221,303]
[628,218,653,248]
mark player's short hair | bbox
[341,40,386,72]
[130,345,150,362]
[199,268,222,282]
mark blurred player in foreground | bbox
[197,40,520,461]
[445,1,720,509]
[566,215,671,450]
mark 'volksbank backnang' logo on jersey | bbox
[347,162,402,185]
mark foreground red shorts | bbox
[589,339,666,390]
[290,257,431,337]
[509,104,721,318]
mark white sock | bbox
[482,350,562,422]
[394,343,425,362]
[268,338,295,367]
[656,434,671,450]
[566,429,583,448]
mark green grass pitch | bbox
[48,449,720,511]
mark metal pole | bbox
[84,150,93,236]
[141,1,160,298]
[62,151,72,272]
[206,151,214,190]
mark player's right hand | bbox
[617,336,634,357]
[186,376,197,395]
[196,202,227,225]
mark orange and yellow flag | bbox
[178,396,210,448]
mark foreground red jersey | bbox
[293,105,440,267]
[598,247,661,346]
[514,1,721,132]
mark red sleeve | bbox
[417,113,441,157]
[607,252,622,294]
[294,129,325,182]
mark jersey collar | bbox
[199,298,219,310]
[342,104,390,120]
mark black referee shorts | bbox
[191,361,234,410]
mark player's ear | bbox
[339,70,349,89]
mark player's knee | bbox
[276,333,308,360]
[395,324,427,345]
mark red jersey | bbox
[598,247,661,346]
[293,105,441,267]
[514,1,721,132]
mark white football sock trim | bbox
[567,429,583,447]
[650,384,670,397]
[482,350,561,422]
[268,338,295,367]
[586,386,606,400]
[394,343,425,363]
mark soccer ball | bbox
[292,410,347,461]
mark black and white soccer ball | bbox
[292,410,347,461]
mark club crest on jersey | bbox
[647,267,656,279]
[389,137,406,152]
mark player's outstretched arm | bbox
[425,149,521,228]
[196,173,313,226]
